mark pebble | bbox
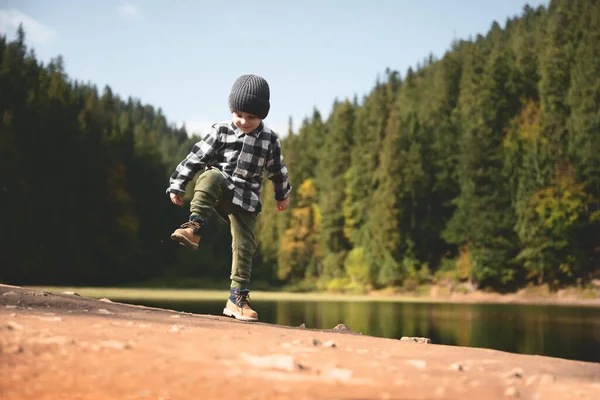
[450,362,466,371]
[327,368,353,381]
[323,340,337,348]
[99,298,112,303]
[312,338,320,346]
[2,344,23,354]
[405,359,427,370]
[400,336,432,344]
[333,323,351,331]
[99,340,132,350]
[240,353,303,372]
[62,291,80,296]
[37,316,62,322]
[5,305,17,309]
[504,367,524,379]
[298,323,306,328]
[6,321,24,331]
[169,325,181,333]
[32,336,70,346]
[97,308,113,315]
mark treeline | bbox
[1,0,598,291]
[0,27,231,285]
[257,0,600,291]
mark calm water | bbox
[117,298,600,363]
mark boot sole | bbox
[170,233,198,250]
[223,308,258,322]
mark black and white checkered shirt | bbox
[167,121,292,213]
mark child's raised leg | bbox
[170,169,230,250]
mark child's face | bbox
[232,111,261,134]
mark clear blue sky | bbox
[1,0,548,136]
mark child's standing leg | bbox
[222,205,259,321]
[170,169,230,249]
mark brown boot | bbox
[170,221,202,250]
[223,288,258,322]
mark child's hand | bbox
[170,192,184,206]
[276,197,290,211]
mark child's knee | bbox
[195,169,224,190]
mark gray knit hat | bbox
[228,74,270,119]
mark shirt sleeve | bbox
[166,126,219,195]
[266,135,292,201]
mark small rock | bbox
[333,323,351,331]
[327,368,353,381]
[62,291,80,296]
[169,325,180,333]
[400,336,432,344]
[5,305,17,309]
[298,323,306,328]
[170,315,181,318]
[33,336,70,346]
[504,367,524,379]
[312,338,321,346]
[6,321,24,331]
[450,362,465,371]
[99,298,112,303]
[97,308,113,315]
[38,316,62,322]
[2,344,23,354]
[99,340,126,350]
[2,291,19,296]
[405,359,427,370]
[504,386,519,397]
[240,353,303,372]
[323,340,337,348]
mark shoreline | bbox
[24,284,600,307]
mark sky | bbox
[1,0,549,137]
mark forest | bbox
[1,0,598,292]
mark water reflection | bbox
[118,298,600,363]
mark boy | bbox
[166,74,292,322]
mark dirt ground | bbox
[1,284,599,400]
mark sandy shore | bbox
[1,283,599,400]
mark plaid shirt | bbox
[167,121,292,213]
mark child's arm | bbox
[266,136,292,211]
[166,127,219,200]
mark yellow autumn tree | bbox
[278,179,321,282]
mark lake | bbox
[113,297,600,363]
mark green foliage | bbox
[4,0,599,292]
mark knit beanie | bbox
[228,74,271,119]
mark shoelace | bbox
[235,291,251,307]
[180,221,201,234]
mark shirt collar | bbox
[231,121,264,138]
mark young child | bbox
[166,74,292,322]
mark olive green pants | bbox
[190,169,257,290]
